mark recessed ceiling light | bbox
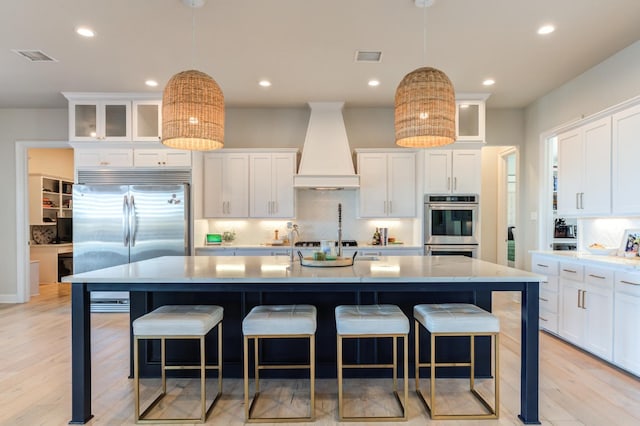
[76,27,95,38]
[482,79,495,86]
[537,24,555,35]
[145,80,158,87]
[258,80,272,87]
[368,79,380,87]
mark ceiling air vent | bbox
[12,49,58,62]
[355,50,382,63]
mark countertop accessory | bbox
[206,233,222,245]
[32,226,55,244]
[585,246,617,256]
[619,228,640,258]
[298,250,357,267]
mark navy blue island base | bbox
[66,255,541,424]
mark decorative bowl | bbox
[585,247,617,256]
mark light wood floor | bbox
[1,284,639,425]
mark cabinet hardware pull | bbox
[576,192,580,210]
[580,192,584,209]
[539,297,549,302]
[536,264,549,268]
[539,317,548,322]
[389,200,393,214]
[447,177,451,190]
[620,280,640,286]
[563,269,577,273]
[454,177,457,191]
[588,274,605,279]
[582,290,586,310]
[577,289,581,308]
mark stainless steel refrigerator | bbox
[73,184,190,312]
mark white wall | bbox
[522,40,640,269]
[0,108,67,299]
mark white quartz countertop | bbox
[531,250,640,271]
[63,255,543,284]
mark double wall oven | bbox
[424,194,479,257]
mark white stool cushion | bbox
[133,305,223,337]
[414,303,500,334]
[242,305,317,336]
[335,305,409,336]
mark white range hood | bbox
[293,102,360,189]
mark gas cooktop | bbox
[294,240,358,247]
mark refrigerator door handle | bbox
[130,195,137,247]
[123,195,130,246]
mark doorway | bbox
[497,148,518,267]
[15,141,72,303]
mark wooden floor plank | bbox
[0,284,638,425]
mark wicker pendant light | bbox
[161,69,225,151]
[161,0,224,151]
[394,66,455,148]
[395,1,456,148]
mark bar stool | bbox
[335,304,409,422]
[414,303,500,420]
[242,304,317,423]
[132,305,223,424]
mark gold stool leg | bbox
[430,332,437,417]
[337,334,343,420]
[470,335,475,391]
[310,334,316,420]
[254,336,260,393]
[134,336,140,421]
[243,335,250,422]
[393,335,398,393]
[161,337,166,393]
[414,320,420,392]
[200,336,206,422]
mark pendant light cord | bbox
[191,2,196,69]
[422,3,427,65]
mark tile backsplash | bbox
[197,190,421,247]
[579,217,640,251]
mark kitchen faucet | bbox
[287,221,299,262]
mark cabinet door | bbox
[358,153,388,217]
[452,150,481,194]
[203,154,248,218]
[581,117,611,215]
[612,104,640,215]
[584,280,614,361]
[614,291,640,375]
[270,153,295,218]
[424,150,452,194]
[456,101,485,142]
[387,153,416,217]
[132,100,161,142]
[559,278,584,345]
[75,149,133,168]
[69,100,131,141]
[249,154,274,217]
[556,128,583,215]
[134,150,191,167]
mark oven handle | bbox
[426,203,478,210]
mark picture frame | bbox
[619,229,640,257]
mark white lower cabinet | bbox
[532,254,559,333]
[559,262,614,361]
[613,271,640,376]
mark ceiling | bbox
[2,0,640,109]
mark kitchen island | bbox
[65,255,542,424]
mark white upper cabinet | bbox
[132,100,162,142]
[557,117,611,216]
[133,149,191,167]
[68,100,131,142]
[357,150,416,218]
[456,100,485,143]
[249,152,296,218]
[203,152,249,218]
[612,103,640,215]
[74,148,134,168]
[64,93,164,143]
[424,149,481,195]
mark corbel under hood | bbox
[293,102,360,189]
